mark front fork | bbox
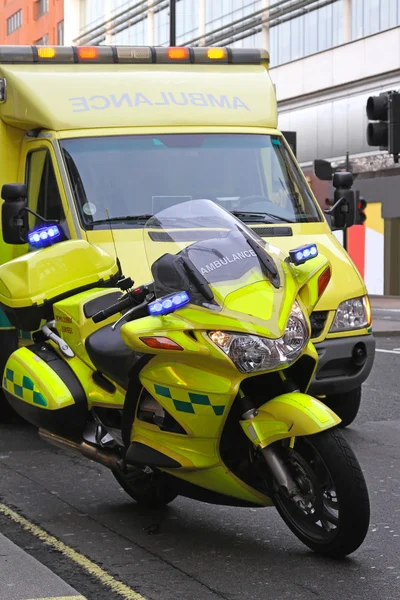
[239,370,308,503]
[241,405,302,502]
[239,370,340,501]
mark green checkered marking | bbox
[173,400,195,414]
[189,393,210,406]
[154,385,225,416]
[23,376,34,390]
[33,391,47,406]
[3,368,48,407]
[14,384,23,397]
[154,384,172,399]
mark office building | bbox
[1,0,64,45]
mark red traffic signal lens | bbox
[358,199,366,210]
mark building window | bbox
[7,10,22,35]
[35,34,49,45]
[36,0,49,20]
[352,0,400,40]
[57,21,64,45]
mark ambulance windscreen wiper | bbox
[90,215,154,227]
[231,211,294,224]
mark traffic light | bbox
[354,191,367,225]
[366,91,400,162]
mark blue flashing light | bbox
[28,225,61,249]
[289,243,318,266]
[296,252,303,260]
[148,291,190,316]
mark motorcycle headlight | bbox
[330,296,371,332]
[208,302,308,374]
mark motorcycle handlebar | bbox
[92,294,135,324]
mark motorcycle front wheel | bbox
[271,428,370,558]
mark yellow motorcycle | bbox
[0,198,369,557]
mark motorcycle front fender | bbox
[240,392,341,448]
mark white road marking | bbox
[376,349,400,354]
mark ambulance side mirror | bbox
[326,172,356,230]
[1,184,29,244]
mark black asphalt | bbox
[0,341,399,600]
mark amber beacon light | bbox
[0,45,270,66]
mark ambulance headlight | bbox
[209,303,308,373]
[330,296,371,332]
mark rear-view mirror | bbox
[1,183,29,244]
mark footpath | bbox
[0,533,85,600]
[370,295,400,337]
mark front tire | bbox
[325,386,362,428]
[272,428,370,557]
[113,466,178,508]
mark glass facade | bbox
[78,0,400,67]
[269,2,343,66]
[352,0,400,39]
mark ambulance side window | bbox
[26,149,65,226]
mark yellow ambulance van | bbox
[0,45,374,426]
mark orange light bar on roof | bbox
[77,46,99,60]
[116,46,152,63]
[37,47,56,59]
[0,45,269,65]
[167,47,189,60]
[207,48,227,60]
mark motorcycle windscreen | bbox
[143,199,288,316]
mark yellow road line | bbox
[0,504,147,600]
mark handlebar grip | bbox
[92,295,133,324]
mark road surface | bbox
[0,337,399,600]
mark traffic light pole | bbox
[170,0,176,46]
[343,227,348,252]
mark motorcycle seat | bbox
[85,322,137,389]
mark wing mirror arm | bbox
[324,195,346,216]
[20,206,60,225]
[324,196,350,232]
